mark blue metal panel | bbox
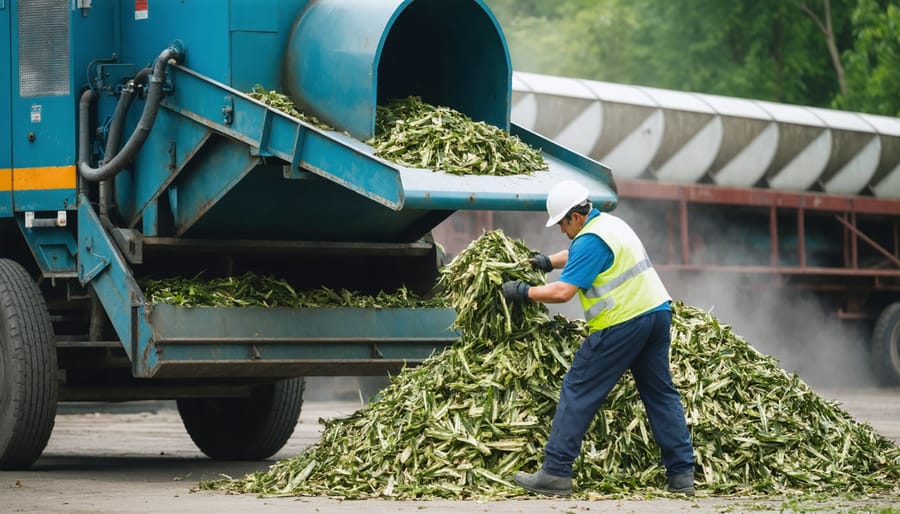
[116,108,213,227]
[118,0,231,85]
[71,2,116,96]
[169,136,261,236]
[284,0,510,140]
[10,1,75,170]
[228,0,288,93]
[8,1,115,215]
[144,304,460,378]
[117,0,307,93]
[12,187,76,211]
[230,1,279,32]
[153,64,406,208]
[181,167,429,241]
[15,220,77,277]
[0,1,10,217]
[229,31,282,94]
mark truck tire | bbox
[871,303,900,386]
[0,259,58,470]
[177,377,305,460]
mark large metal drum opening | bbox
[284,0,510,139]
[377,0,509,130]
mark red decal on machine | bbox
[135,0,148,20]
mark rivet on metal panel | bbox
[222,96,234,125]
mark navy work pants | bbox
[541,309,695,478]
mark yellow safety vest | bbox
[576,213,670,332]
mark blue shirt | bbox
[559,209,610,289]
[559,209,670,314]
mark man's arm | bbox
[527,280,579,303]
[547,250,569,269]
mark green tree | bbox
[485,0,642,80]
[596,0,856,106]
[795,0,849,96]
[835,0,900,115]
[484,0,890,113]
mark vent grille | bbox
[19,0,70,97]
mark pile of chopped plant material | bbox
[141,272,443,309]
[247,86,546,177]
[203,230,900,499]
[368,96,547,176]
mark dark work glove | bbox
[529,253,553,272]
[501,280,531,304]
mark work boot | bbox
[666,472,695,496]
[514,468,572,497]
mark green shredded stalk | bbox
[140,272,444,309]
[368,96,548,176]
[202,230,900,500]
[246,87,546,177]
[248,85,334,130]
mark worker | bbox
[501,179,695,497]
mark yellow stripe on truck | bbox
[11,165,77,191]
[0,168,10,192]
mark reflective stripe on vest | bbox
[583,258,653,321]
[575,213,670,331]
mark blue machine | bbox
[0,0,616,469]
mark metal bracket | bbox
[221,95,234,125]
[110,228,143,264]
[95,63,136,96]
[25,211,67,228]
[80,236,111,284]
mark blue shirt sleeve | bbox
[559,233,614,290]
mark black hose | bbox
[77,88,96,197]
[99,84,136,219]
[78,45,182,182]
[103,84,136,162]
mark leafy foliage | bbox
[485,0,897,115]
[836,0,900,115]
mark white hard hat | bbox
[545,180,590,227]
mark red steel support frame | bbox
[617,179,900,215]
[617,179,900,292]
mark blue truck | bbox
[0,0,617,469]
